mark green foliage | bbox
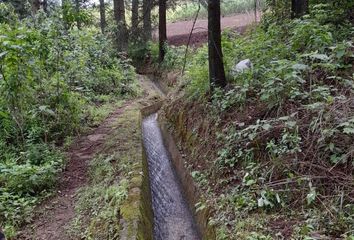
[309,1,354,24]
[128,40,153,66]
[167,0,266,22]
[0,5,138,235]
[69,106,143,239]
[290,19,333,52]
[0,3,18,24]
[160,44,186,69]
[0,144,63,236]
[71,180,128,239]
[263,0,354,26]
[62,0,93,29]
[180,4,354,239]
[185,45,209,97]
[216,116,301,169]
[1,0,31,18]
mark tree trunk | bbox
[75,0,81,29]
[159,0,167,62]
[43,0,48,13]
[31,0,41,14]
[208,0,226,90]
[143,0,152,40]
[62,0,68,29]
[132,0,139,30]
[99,0,106,33]
[113,0,128,51]
[291,0,308,18]
[254,0,257,22]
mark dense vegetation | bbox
[160,1,354,239]
[0,2,138,236]
[1,0,353,239]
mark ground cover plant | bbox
[162,1,354,239]
[0,3,139,237]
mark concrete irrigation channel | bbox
[143,112,200,240]
[140,100,216,240]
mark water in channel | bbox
[142,113,200,240]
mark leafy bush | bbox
[0,5,139,234]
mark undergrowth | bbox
[163,2,354,239]
[0,4,139,237]
[68,103,147,239]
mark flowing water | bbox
[142,113,200,240]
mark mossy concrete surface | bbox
[68,75,162,240]
[141,100,216,239]
[158,118,216,240]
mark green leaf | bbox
[38,106,55,116]
[245,179,256,186]
[310,53,330,61]
[343,127,354,134]
[262,123,272,131]
[336,49,346,59]
[195,202,206,212]
[292,63,309,71]
[306,188,317,205]
[0,51,7,59]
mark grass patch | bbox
[68,96,157,239]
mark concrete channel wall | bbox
[159,119,216,240]
[139,101,216,240]
[136,102,164,240]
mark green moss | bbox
[68,104,145,239]
[121,195,140,220]
[130,176,143,188]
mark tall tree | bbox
[291,0,308,18]
[132,0,139,30]
[113,0,128,51]
[43,0,48,13]
[254,0,257,22]
[158,0,167,62]
[62,0,69,29]
[2,0,28,17]
[208,0,226,90]
[31,0,41,14]
[99,0,106,33]
[143,0,152,40]
[75,0,81,29]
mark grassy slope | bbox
[160,10,354,240]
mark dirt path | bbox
[18,76,161,240]
[156,12,261,46]
[17,103,131,240]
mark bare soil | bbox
[155,12,261,46]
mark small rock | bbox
[231,59,252,75]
